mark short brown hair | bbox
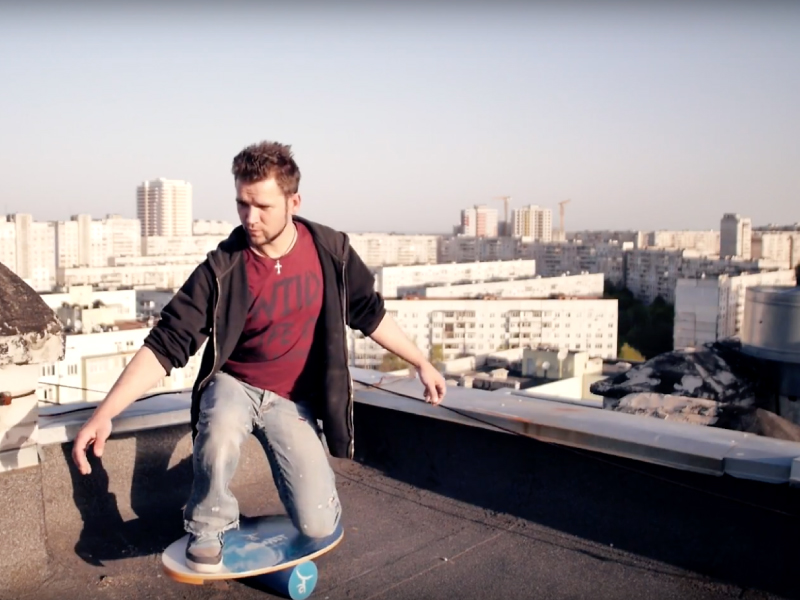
[231,141,301,196]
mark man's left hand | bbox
[416,362,447,406]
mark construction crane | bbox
[558,199,571,240]
[493,196,511,236]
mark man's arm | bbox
[368,313,447,405]
[343,242,446,404]
[71,261,214,475]
[143,262,214,374]
[71,346,167,475]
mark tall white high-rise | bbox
[460,205,498,238]
[720,213,752,259]
[512,205,553,241]
[137,178,193,237]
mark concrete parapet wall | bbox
[0,423,279,598]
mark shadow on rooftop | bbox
[352,403,800,599]
[61,433,192,565]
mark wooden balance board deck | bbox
[162,515,343,599]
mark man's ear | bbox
[288,193,302,215]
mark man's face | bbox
[235,177,300,247]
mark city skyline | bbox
[1,3,798,233]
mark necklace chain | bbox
[271,223,297,275]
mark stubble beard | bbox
[252,213,292,255]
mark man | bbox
[72,141,446,573]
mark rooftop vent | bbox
[740,285,800,396]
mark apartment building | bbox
[136,289,180,318]
[419,273,605,299]
[347,233,438,268]
[4,214,56,291]
[751,231,800,269]
[720,213,752,259]
[348,298,618,368]
[645,230,720,254]
[0,219,15,270]
[55,214,141,268]
[512,205,552,242]
[460,205,499,238]
[437,236,517,263]
[137,178,193,237]
[35,285,203,404]
[375,260,536,298]
[673,269,797,349]
[436,238,627,286]
[567,230,646,247]
[57,262,200,290]
[141,235,226,257]
[40,286,138,329]
[626,248,787,304]
[519,242,627,284]
[1,214,144,292]
[193,219,235,236]
[38,325,204,404]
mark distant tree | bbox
[604,282,674,359]
[619,343,646,362]
[378,353,411,373]
[429,344,444,363]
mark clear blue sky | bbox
[1,2,798,234]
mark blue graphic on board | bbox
[220,515,342,575]
[252,560,319,600]
[288,561,318,600]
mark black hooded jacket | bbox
[142,216,386,459]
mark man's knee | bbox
[297,494,340,538]
[299,519,338,539]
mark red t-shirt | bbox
[221,221,323,400]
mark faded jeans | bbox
[184,371,341,539]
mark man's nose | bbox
[245,206,259,225]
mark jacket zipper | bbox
[198,273,221,393]
[341,254,355,459]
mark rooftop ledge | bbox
[5,367,800,600]
[38,367,800,487]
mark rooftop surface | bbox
[4,377,799,600]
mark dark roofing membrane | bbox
[7,400,798,600]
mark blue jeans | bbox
[183,371,341,539]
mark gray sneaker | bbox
[185,532,223,573]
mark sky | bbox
[0,1,798,234]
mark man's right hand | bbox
[72,416,113,475]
